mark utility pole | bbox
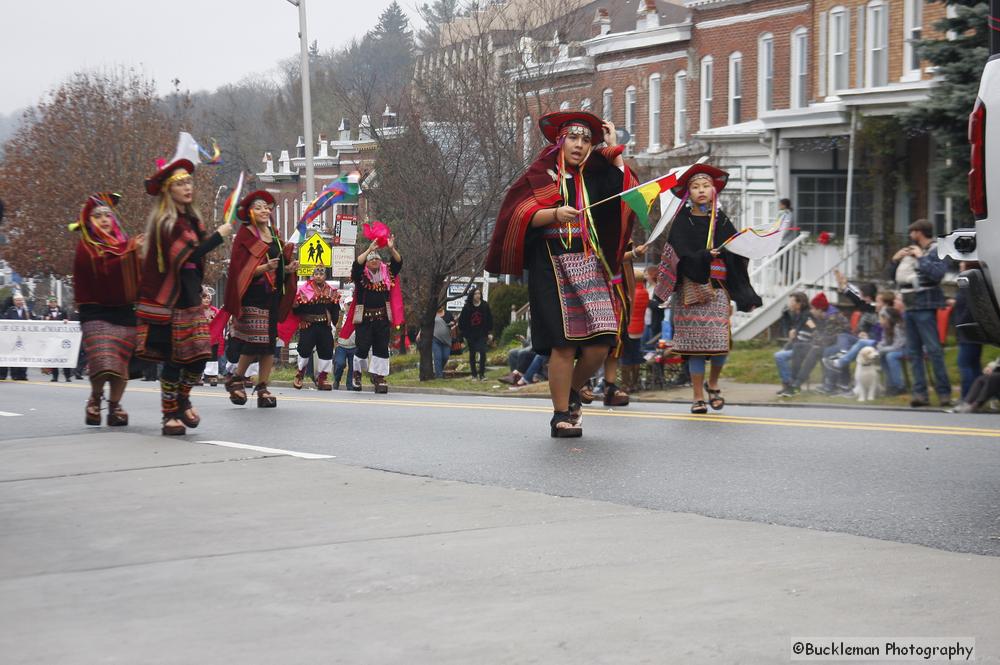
[286,0,315,201]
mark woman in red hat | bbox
[664,163,761,414]
[71,193,143,427]
[222,190,298,407]
[485,111,638,437]
[137,159,235,435]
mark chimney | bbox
[359,114,372,141]
[592,8,611,37]
[338,117,351,142]
[317,133,328,158]
[278,150,292,174]
[637,0,659,30]
[262,152,274,175]
[295,135,305,158]
[382,105,397,129]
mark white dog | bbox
[853,346,881,401]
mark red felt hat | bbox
[79,192,121,226]
[670,163,729,197]
[144,158,195,196]
[810,292,829,310]
[236,190,276,222]
[538,111,605,145]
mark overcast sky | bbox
[0,0,418,114]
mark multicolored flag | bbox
[297,175,360,240]
[619,174,677,231]
[717,213,795,260]
[222,172,245,225]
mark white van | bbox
[939,54,1000,345]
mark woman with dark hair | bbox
[485,110,638,437]
[458,288,493,380]
[665,164,761,413]
[223,190,298,407]
[71,193,142,426]
[137,159,234,435]
[877,307,907,395]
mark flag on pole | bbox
[619,174,677,231]
[222,172,245,225]
[716,213,795,259]
[297,175,360,240]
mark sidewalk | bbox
[3,433,998,664]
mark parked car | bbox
[939,54,1000,345]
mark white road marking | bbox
[198,440,334,460]
[0,411,23,417]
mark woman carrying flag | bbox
[661,164,761,414]
[71,193,142,427]
[485,111,638,437]
[137,159,234,436]
[223,190,298,408]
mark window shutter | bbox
[856,7,865,88]
[818,12,828,97]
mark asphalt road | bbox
[3,378,999,557]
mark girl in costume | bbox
[136,159,234,435]
[340,233,403,394]
[663,164,761,413]
[223,190,298,407]
[201,286,223,386]
[485,111,638,437]
[71,193,142,427]
[291,265,340,390]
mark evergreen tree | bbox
[906,0,989,218]
[369,1,414,49]
[417,0,460,51]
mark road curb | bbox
[266,380,948,414]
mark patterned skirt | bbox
[551,251,619,341]
[671,285,732,355]
[82,320,137,379]
[232,306,271,345]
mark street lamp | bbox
[285,0,316,202]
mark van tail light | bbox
[969,98,987,218]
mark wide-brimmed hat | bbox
[145,159,195,196]
[670,163,729,197]
[538,111,605,145]
[236,190,276,222]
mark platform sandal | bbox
[177,396,200,428]
[568,388,584,425]
[550,410,583,438]
[255,383,277,408]
[690,400,708,414]
[161,415,186,436]
[106,401,128,427]
[225,374,248,405]
[578,385,595,405]
[85,396,102,426]
[704,382,725,411]
[603,383,630,407]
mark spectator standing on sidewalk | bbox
[43,296,73,382]
[431,306,454,379]
[459,288,493,381]
[886,219,952,407]
[952,261,983,400]
[4,293,34,380]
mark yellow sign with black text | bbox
[298,234,332,277]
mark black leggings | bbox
[297,323,334,360]
[468,337,487,377]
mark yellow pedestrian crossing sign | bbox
[298,234,332,277]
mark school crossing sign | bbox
[298,233,332,277]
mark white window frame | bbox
[699,57,713,131]
[818,11,828,97]
[559,100,570,111]
[728,52,743,125]
[648,74,661,151]
[625,85,637,152]
[828,7,850,93]
[865,0,889,87]
[757,33,774,115]
[602,88,613,121]
[903,0,923,80]
[674,71,687,147]
[790,28,808,109]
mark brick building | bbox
[492,0,949,272]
